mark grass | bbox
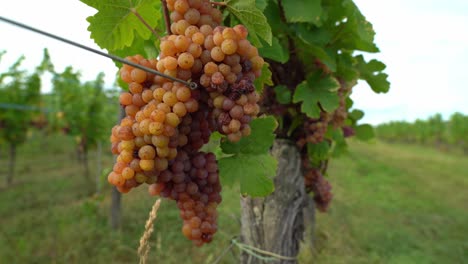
[0,134,467,264]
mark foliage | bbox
[51,68,118,151]
[0,52,42,146]
[81,0,389,198]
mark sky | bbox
[0,0,467,125]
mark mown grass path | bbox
[307,140,468,264]
[1,136,466,263]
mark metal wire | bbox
[0,16,198,90]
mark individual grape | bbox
[185,25,199,37]
[170,11,183,22]
[140,159,155,171]
[160,40,177,56]
[199,25,213,36]
[152,135,169,148]
[173,102,188,117]
[178,52,195,69]
[139,145,156,160]
[233,24,248,39]
[164,56,178,70]
[184,8,201,25]
[129,82,143,94]
[166,112,181,127]
[250,56,264,71]
[174,35,190,51]
[210,47,225,62]
[187,43,202,58]
[174,0,189,14]
[176,86,192,102]
[142,89,154,103]
[119,92,133,106]
[122,167,135,180]
[211,72,224,85]
[163,91,178,106]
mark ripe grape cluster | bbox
[295,112,331,149]
[301,156,333,212]
[107,0,263,246]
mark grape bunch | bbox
[295,112,331,149]
[107,0,264,246]
[301,156,333,212]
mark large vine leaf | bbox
[221,116,277,155]
[81,0,161,51]
[355,55,390,93]
[274,85,291,104]
[218,116,278,197]
[226,0,272,46]
[293,73,340,118]
[282,0,322,26]
[259,37,289,63]
[218,154,276,197]
[307,141,330,161]
[326,0,379,52]
[355,124,375,141]
[294,24,336,72]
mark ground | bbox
[0,133,466,263]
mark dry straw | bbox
[138,199,162,264]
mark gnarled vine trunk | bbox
[240,139,314,264]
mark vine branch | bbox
[161,0,171,34]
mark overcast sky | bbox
[1,0,467,124]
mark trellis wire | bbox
[0,16,198,90]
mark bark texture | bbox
[240,139,309,264]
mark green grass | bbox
[0,135,467,263]
[305,140,468,264]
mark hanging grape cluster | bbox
[107,0,263,246]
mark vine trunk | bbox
[240,139,314,264]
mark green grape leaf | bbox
[355,124,375,141]
[274,85,291,104]
[326,127,348,157]
[336,51,358,81]
[81,0,161,51]
[294,24,336,72]
[112,37,158,67]
[218,116,277,197]
[200,132,224,158]
[221,116,277,155]
[263,0,287,33]
[348,109,364,122]
[307,141,330,161]
[355,55,390,93]
[219,153,276,197]
[330,0,379,52]
[292,73,340,118]
[259,37,289,63]
[255,0,268,11]
[282,0,322,25]
[226,0,272,46]
[254,63,273,92]
[287,115,304,137]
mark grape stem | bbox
[210,1,227,6]
[161,0,171,34]
[131,8,160,38]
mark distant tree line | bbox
[375,113,468,154]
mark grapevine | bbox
[107,0,263,246]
